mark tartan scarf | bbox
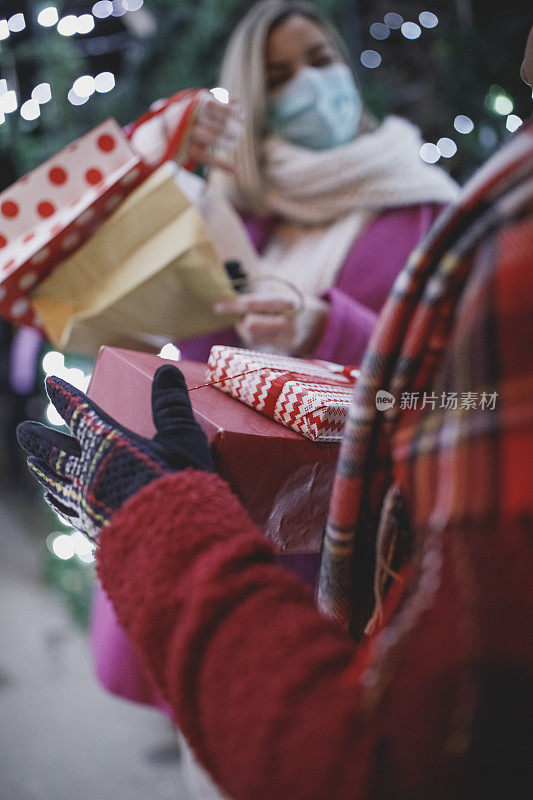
[318,121,533,634]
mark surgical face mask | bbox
[266,62,362,150]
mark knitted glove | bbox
[17,365,213,541]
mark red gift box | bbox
[87,347,341,574]
[206,345,358,442]
[0,119,146,327]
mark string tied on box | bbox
[187,364,359,428]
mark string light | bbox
[50,534,75,560]
[436,137,457,158]
[94,71,115,93]
[158,343,181,360]
[42,350,64,375]
[478,124,498,150]
[111,0,127,18]
[47,531,96,563]
[360,50,382,69]
[32,83,52,104]
[37,6,59,27]
[506,114,523,133]
[401,22,422,40]
[77,14,95,34]
[420,143,440,163]
[42,351,91,392]
[0,90,18,113]
[92,1,113,19]
[72,75,96,98]
[383,13,403,29]
[68,90,88,105]
[370,22,390,40]
[454,114,474,134]
[485,85,514,116]
[46,403,66,427]
[57,15,77,36]
[492,94,513,115]
[8,13,26,32]
[419,12,438,28]
[210,87,229,104]
[20,99,41,121]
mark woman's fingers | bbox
[235,313,296,349]
[183,93,244,171]
[214,295,296,316]
[186,144,236,173]
[189,119,228,148]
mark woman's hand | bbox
[214,294,329,356]
[180,90,244,172]
[17,366,213,542]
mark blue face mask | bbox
[266,62,362,150]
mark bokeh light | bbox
[158,343,181,360]
[20,99,41,121]
[37,7,59,27]
[210,87,229,104]
[8,13,26,32]
[360,50,382,69]
[57,15,78,36]
[92,1,113,18]
[420,143,440,163]
[32,83,52,104]
[437,137,457,158]
[384,13,403,29]
[419,12,438,28]
[72,75,96,98]
[506,114,523,133]
[77,14,95,34]
[454,114,474,134]
[51,534,75,560]
[401,22,422,40]
[95,72,116,93]
[0,90,18,113]
[370,23,390,40]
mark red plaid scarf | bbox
[318,121,533,634]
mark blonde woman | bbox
[174,0,459,364]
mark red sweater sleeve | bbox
[96,469,481,800]
[97,471,373,799]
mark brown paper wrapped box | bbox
[88,346,340,585]
[31,164,237,356]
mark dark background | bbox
[1,0,532,191]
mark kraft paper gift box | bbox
[30,164,238,356]
[0,119,146,328]
[206,345,358,442]
[88,346,342,584]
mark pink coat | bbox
[90,201,446,711]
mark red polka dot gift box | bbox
[0,119,147,328]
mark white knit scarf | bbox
[258,116,459,297]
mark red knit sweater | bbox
[96,467,532,800]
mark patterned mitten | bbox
[17,365,213,541]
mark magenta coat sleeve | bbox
[311,203,446,365]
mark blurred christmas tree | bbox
[1,1,531,190]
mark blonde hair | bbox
[211,0,363,215]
